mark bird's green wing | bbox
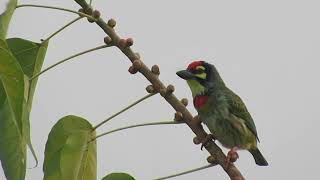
[225,88,259,141]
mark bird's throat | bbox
[193,95,209,109]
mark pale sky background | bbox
[1,0,320,179]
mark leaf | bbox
[102,173,135,180]
[0,39,27,179]
[43,115,97,180]
[0,38,48,179]
[0,0,17,40]
[7,37,49,167]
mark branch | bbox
[74,1,245,179]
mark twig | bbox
[74,1,245,179]
[16,4,95,21]
[92,121,182,142]
[30,44,111,80]
[154,164,215,180]
[92,93,156,131]
[42,16,83,43]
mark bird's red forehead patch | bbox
[187,61,203,70]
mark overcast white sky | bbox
[1,0,320,179]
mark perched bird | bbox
[176,61,268,166]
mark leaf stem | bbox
[153,164,214,180]
[29,44,111,80]
[92,93,157,131]
[16,4,95,20]
[92,121,182,142]
[42,16,83,43]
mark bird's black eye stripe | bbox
[192,69,205,74]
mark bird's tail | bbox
[249,148,268,166]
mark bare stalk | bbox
[16,4,95,21]
[42,16,83,43]
[30,44,111,80]
[154,164,215,180]
[92,93,156,131]
[91,121,182,142]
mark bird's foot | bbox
[200,134,216,150]
[226,147,239,167]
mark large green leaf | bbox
[43,115,97,180]
[0,37,48,179]
[0,39,27,179]
[102,173,135,180]
[7,38,49,167]
[0,0,17,40]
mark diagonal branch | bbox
[74,1,245,179]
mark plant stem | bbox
[92,121,182,142]
[29,44,111,80]
[42,16,83,43]
[92,93,156,131]
[16,4,95,20]
[154,164,214,180]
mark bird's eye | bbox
[192,66,205,74]
[193,69,205,74]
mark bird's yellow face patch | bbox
[187,79,205,98]
[194,66,207,79]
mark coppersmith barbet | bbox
[176,61,268,166]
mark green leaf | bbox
[102,173,135,180]
[0,38,48,179]
[43,115,97,180]
[0,0,17,40]
[7,38,49,167]
[0,39,27,179]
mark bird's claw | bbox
[200,134,216,150]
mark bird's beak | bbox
[176,70,195,80]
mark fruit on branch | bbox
[118,39,127,49]
[181,98,188,106]
[128,66,138,74]
[132,59,142,70]
[104,36,112,45]
[93,10,101,18]
[176,60,268,166]
[108,18,117,28]
[151,65,160,75]
[146,85,155,93]
[193,136,201,145]
[126,38,134,47]
[166,84,175,94]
